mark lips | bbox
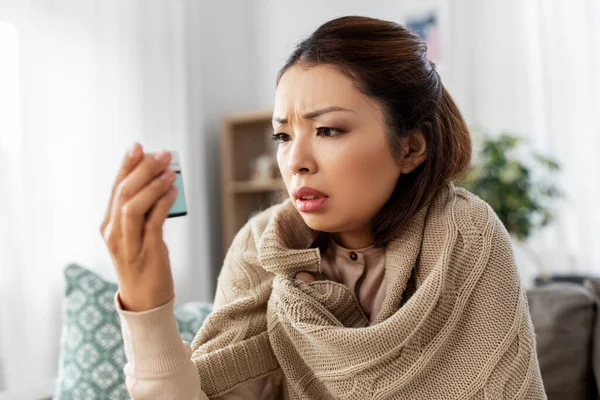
[292,187,329,212]
[292,186,328,200]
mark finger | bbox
[295,271,316,283]
[115,151,172,210]
[101,143,143,232]
[121,169,177,261]
[109,150,172,242]
[145,185,178,239]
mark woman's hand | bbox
[295,271,327,283]
[100,143,179,312]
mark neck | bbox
[331,229,373,250]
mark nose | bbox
[287,134,317,175]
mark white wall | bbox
[183,0,262,297]
[254,0,454,108]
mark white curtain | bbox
[0,0,212,394]
[445,0,600,286]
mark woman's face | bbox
[273,64,402,247]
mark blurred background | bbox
[0,0,598,399]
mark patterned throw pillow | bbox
[54,263,212,400]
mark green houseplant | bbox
[458,132,562,281]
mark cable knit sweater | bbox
[116,237,387,399]
[116,183,547,399]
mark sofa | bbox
[527,278,600,399]
[53,264,599,399]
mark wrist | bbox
[118,289,174,312]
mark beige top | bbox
[116,237,387,399]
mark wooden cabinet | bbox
[219,109,286,258]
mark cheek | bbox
[328,141,400,217]
[274,137,400,232]
[276,148,292,190]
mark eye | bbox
[271,133,291,143]
[317,127,343,137]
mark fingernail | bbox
[161,169,175,181]
[128,143,139,157]
[155,150,170,162]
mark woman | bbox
[102,16,546,399]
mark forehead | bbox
[274,64,368,114]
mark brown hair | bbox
[277,16,472,247]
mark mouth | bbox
[292,187,329,212]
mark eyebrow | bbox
[272,106,355,124]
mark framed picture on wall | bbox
[402,0,450,77]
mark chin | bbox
[297,212,342,233]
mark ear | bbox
[399,131,427,174]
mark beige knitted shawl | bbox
[191,184,546,399]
